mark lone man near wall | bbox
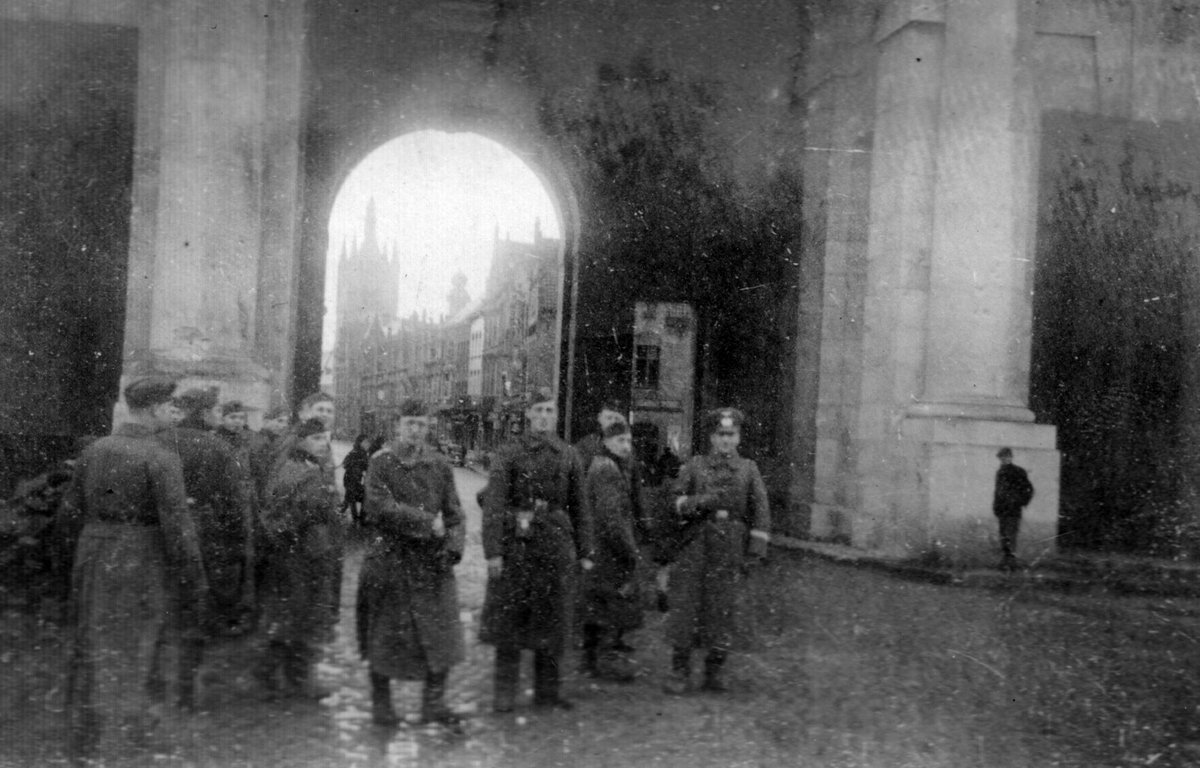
[993,447,1034,571]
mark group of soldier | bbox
[59,376,773,765]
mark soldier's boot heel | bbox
[532,650,573,710]
[421,670,465,733]
[283,650,330,701]
[701,649,728,693]
[370,671,400,726]
[662,648,692,695]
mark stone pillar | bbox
[120,0,304,426]
[895,0,1059,562]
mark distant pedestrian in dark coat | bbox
[481,389,594,712]
[580,420,643,682]
[663,407,770,695]
[254,419,339,700]
[357,401,466,728]
[993,447,1034,570]
[340,433,372,525]
[63,377,207,764]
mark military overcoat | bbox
[158,426,253,629]
[480,432,594,655]
[665,451,770,651]
[63,423,207,750]
[356,444,465,679]
[581,451,643,631]
[257,449,339,644]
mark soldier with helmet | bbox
[661,407,770,695]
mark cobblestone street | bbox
[5,466,1200,767]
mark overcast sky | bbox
[323,130,561,351]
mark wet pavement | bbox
[5,465,1200,767]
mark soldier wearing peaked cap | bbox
[480,388,595,713]
[254,418,339,700]
[357,398,467,729]
[63,377,208,763]
[661,407,770,695]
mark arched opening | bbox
[321,129,565,455]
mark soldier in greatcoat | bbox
[159,388,255,708]
[481,389,594,712]
[254,418,339,700]
[662,407,770,695]
[270,392,343,634]
[62,377,208,764]
[580,420,643,682]
[357,400,466,728]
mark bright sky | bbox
[323,130,561,351]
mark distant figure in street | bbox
[357,401,466,729]
[662,407,770,695]
[254,419,339,700]
[993,447,1034,570]
[63,377,208,764]
[340,433,372,525]
[580,420,643,682]
[481,388,594,713]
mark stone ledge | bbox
[773,534,1200,602]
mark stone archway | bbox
[292,105,584,429]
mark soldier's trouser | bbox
[422,669,449,717]
[997,514,1021,560]
[178,636,204,710]
[493,645,521,711]
[532,649,562,704]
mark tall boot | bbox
[178,636,204,711]
[282,642,330,701]
[421,669,464,731]
[370,671,398,726]
[580,624,600,677]
[663,647,691,695]
[532,650,572,710]
[493,645,520,713]
[702,648,728,693]
[251,641,282,700]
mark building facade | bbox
[9,0,1200,560]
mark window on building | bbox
[634,344,661,390]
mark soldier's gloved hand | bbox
[579,558,595,572]
[487,557,503,579]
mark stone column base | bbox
[116,352,275,429]
[899,416,1060,566]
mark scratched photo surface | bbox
[3,2,1200,767]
